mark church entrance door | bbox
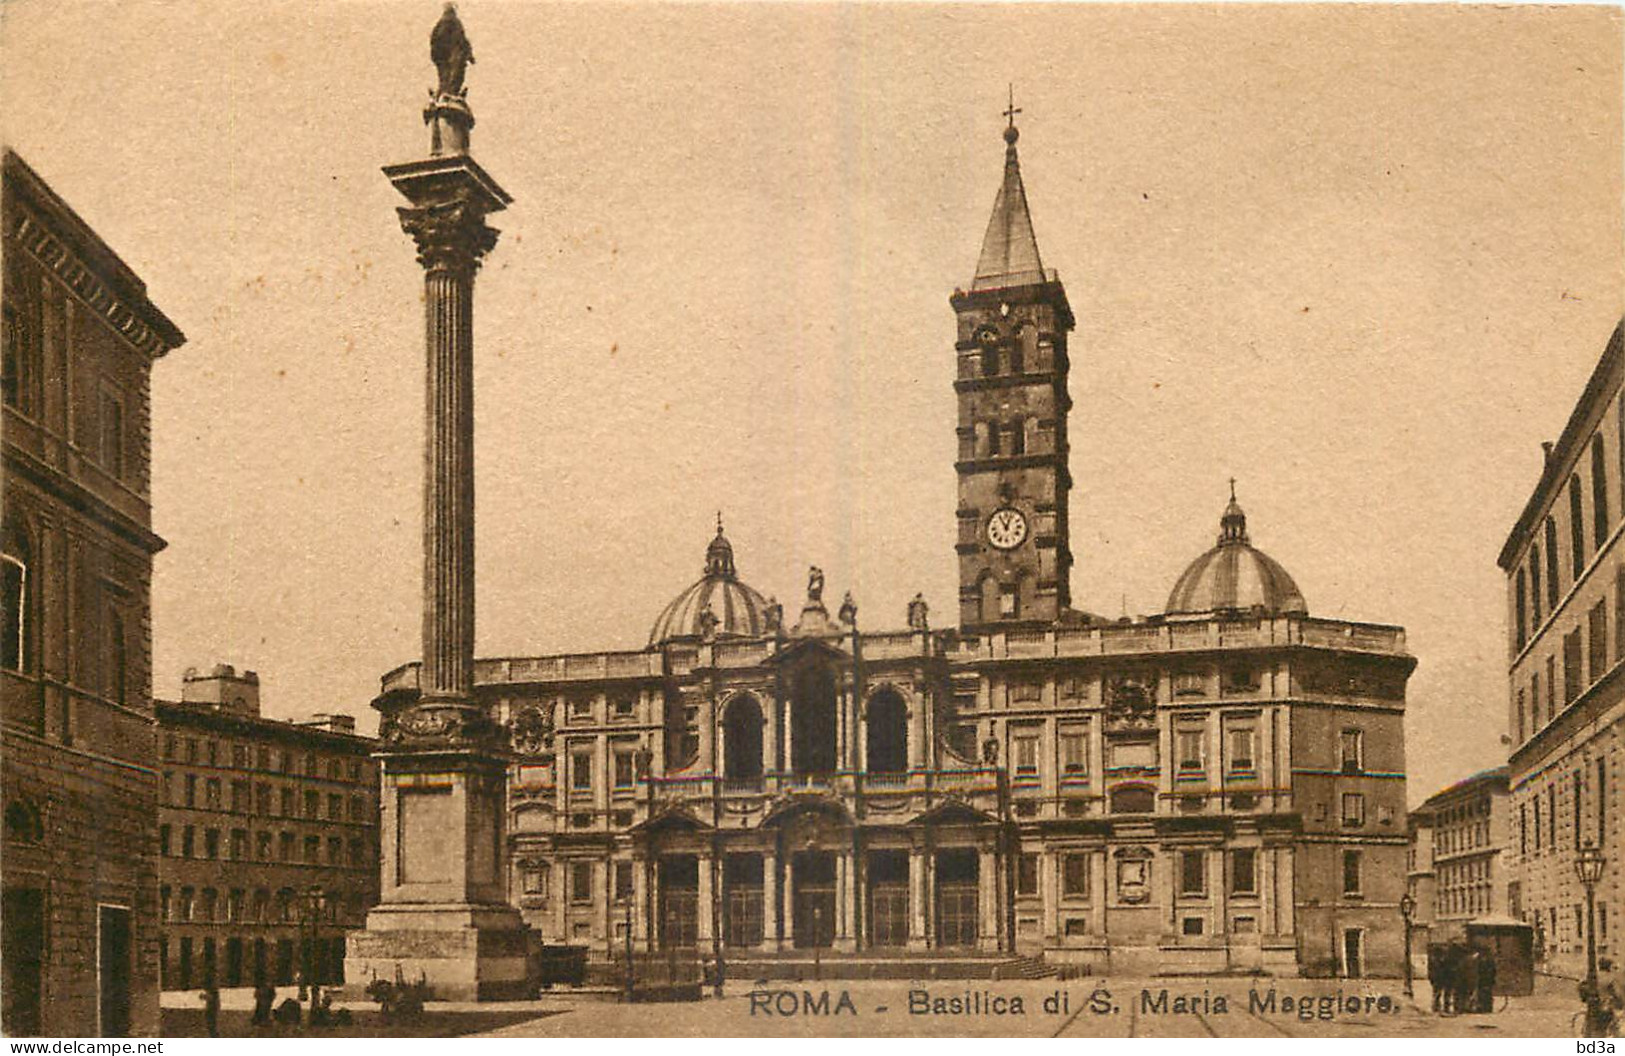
[791,851,835,949]
[866,850,909,947]
[935,849,979,947]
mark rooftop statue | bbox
[430,3,474,97]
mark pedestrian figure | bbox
[1476,947,1496,1013]
[1427,945,1448,1013]
[1454,945,1480,1015]
[252,981,276,1025]
[200,978,220,1038]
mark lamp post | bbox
[1398,891,1416,999]
[813,905,824,981]
[624,898,635,1000]
[1577,840,1608,1036]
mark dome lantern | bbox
[1165,485,1307,618]
[649,515,770,646]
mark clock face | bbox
[987,507,1028,550]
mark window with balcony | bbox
[1013,734,1039,776]
[1227,728,1256,772]
[1177,729,1204,772]
[1059,730,1087,776]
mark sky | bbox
[1,2,1620,805]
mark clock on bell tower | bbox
[951,102,1075,629]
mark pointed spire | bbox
[971,87,1047,292]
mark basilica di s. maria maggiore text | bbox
[370,109,1416,983]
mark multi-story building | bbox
[1410,768,1510,927]
[1502,317,1625,979]
[156,664,380,990]
[1406,808,1437,961]
[374,115,1417,979]
[1,151,185,1036]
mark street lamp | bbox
[1577,840,1608,1036]
[1398,891,1416,999]
[624,898,635,1000]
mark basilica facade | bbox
[375,118,1415,979]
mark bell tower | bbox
[952,98,1075,629]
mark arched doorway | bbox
[865,689,907,774]
[722,694,764,786]
[791,665,837,774]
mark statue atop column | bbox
[430,4,474,97]
[424,3,476,155]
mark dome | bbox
[1164,488,1307,617]
[649,520,772,646]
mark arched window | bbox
[1008,419,1026,456]
[790,665,837,774]
[1516,570,1528,652]
[1110,785,1156,814]
[1594,436,1611,548]
[980,574,1001,624]
[722,694,764,782]
[1,518,31,674]
[1572,475,1587,579]
[987,421,1001,457]
[865,689,908,774]
[1546,517,1561,607]
[1531,545,1543,626]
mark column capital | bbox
[398,198,500,274]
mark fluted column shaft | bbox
[422,260,475,702]
[398,198,499,710]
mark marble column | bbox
[979,847,998,950]
[697,853,715,942]
[762,850,778,950]
[348,7,526,1003]
[908,849,928,949]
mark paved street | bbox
[465,974,1589,1038]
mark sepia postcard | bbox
[0,0,1622,1043]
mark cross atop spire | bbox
[971,91,1046,292]
[1229,477,1237,502]
[1003,84,1022,136]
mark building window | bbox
[182,826,195,857]
[1177,729,1204,772]
[614,696,636,718]
[1592,601,1610,683]
[570,862,593,904]
[0,546,27,675]
[99,387,125,479]
[279,832,294,862]
[1339,729,1363,774]
[1595,436,1611,548]
[999,583,1017,618]
[521,862,549,896]
[1516,570,1529,652]
[256,831,271,861]
[1231,848,1257,895]
[304,790,319,818]
[1547,517,1562,604]
[1573,475,1587,579]
[1601,758,1609,844]
[613,749,635,789]
[328,837,343,865]
[230,829,248,859]
[1342,850,1362,896]
[1576,771,1585,850]
[159,824,171,856]
[614,860,634,902]
[568,696,592,723]
[1062,853,1089,897]
[1342,793,1366,828]
[1520,803,1528,856]
[1550,785,1558,849]
[179,887,194,922]
[1016,852,1039,896]
[1566,629,1584,704]
[1180,851,1206,896]
[1013,734,1039,776]
[1227,728,1256,772]
[1532,546,1544,626]
[571,750,593,792]
[1059,730,1087,775]
[1182,917,1205,936]
[1517,690,1526,744]
[304,835,319,864]
[1547,655,1558,717]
